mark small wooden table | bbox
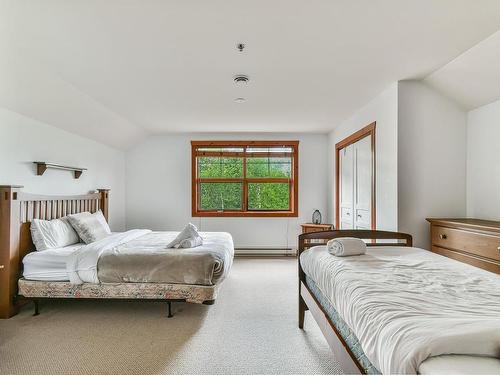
[301,223,334,234]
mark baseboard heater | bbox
[235,247,297,257]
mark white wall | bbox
[467,99,500,220]
[398,81,467,248]
[327,83,399,231]
[126,133,329,249]
[0,107,126,230]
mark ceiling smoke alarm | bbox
[234,97,246,103]
[234,74,249,85]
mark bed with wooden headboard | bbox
[0,185,225,319]
[0,185,109,318]
[297,230,500,374]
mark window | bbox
[192,141,299,217]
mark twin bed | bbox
[0,186,234,319]
[298,230,500,374]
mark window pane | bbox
[246,157,291,178]
[197,147,244,152]
[248,183,290,210]
[199,183,242,210]
[198,157,243,178]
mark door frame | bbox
[335,122,376,230]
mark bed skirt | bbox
[18,278,218,304]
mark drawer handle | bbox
[439,234,447,240]
[346,212,350,216]
[497,247,500,253]
[0,265,4,269]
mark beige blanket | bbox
[67,230,234,286]
[97,231,234,285]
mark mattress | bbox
[305,275,500,375]
[300,245,500,374]
[23,243,84,281]
[419,354,500,375]
[305,275,380,374]
[23,231,234,286]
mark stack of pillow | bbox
[30,210,111,251]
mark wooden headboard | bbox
[298,229,412,289]
[0,186,110,318]
[298,229,413,256]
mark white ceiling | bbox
[424,30,500,110]
[2,1,500,149]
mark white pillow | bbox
[30,217,80,251]
[93,210,111,234]
[67,210,111,244]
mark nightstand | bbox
[301,223,334,234]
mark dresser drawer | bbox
[431,246,500,274]
[431,225,500,261]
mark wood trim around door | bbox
[335,122,376,230]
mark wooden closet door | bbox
[335,122,376,231]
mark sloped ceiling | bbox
[2,1,500,149]
[424,30,500,110]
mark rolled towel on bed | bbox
[178,236,203,249]
[327,237,366,256]
[166,223,203,249]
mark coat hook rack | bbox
[34,162,87,179]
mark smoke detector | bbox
[234,97,246,103]
[234,74,249,85]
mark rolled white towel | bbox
[178,236,203,249]
[327,237,366,257]
[166,223,203,249]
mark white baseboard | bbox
[235,247,297,256]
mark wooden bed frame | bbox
[297,229,413,374]
[0,186,217,319]
[0,186,110,318]
[298,228,500,373]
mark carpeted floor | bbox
[0,258,343,375]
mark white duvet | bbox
[23,243,84,281]
[300,246,500,375]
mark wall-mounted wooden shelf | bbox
[34,162,87,179]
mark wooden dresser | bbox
[426,218,500,274]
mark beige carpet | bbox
[0,258,343,375]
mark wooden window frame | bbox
[191,140,299,217]
[335,122,376,230]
